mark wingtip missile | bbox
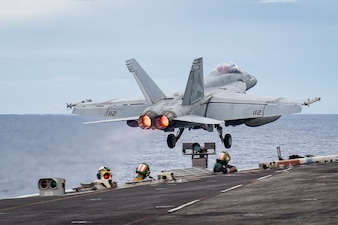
[66,99,93,109]
[304,97,321,106]
[66,103,76,109]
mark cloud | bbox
[258,0,298,3]
[0,0,71,22]
[0,0,133,24]
[0,0,94,24]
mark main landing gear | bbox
[167,128,184,149]
[216,125,232,149]
[166,125,232,149]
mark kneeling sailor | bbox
[213,151,237,174]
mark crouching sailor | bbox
[133,163,153,181]
[213,151,237,174]
[95,166,117,189]
[73,166,117,191]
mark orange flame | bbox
[138,115,152,129]
[155,115,169,129]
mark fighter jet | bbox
[70,57,320,148]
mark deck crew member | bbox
[96,166,112,179]
[133,163,151,181]
[213,151,237,174]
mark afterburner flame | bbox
[155,115,169,129]
[138,115,152,129]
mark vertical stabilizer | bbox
[182,57,204,105]
[126,59,165,104]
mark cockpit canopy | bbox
[210,62,242,76]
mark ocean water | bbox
[0,114,337,199]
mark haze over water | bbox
[1,114,337,199]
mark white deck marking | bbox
[220,184,243,193]
[168,199,200,213]
[257,174,272,181]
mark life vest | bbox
[213,162,224,172]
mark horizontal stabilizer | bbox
[174,115,222,125]
[83,116,138,124]
[182,57,204,105]
[126,59,165,104]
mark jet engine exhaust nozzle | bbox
[138,110,159,130]
[138,115,152,129]
[155,115,169,129]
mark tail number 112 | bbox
[253,109,263,116]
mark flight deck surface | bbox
[0,163,337,224]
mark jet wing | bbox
[174,115,223,124]
[83,116,139,124]
[205,90,306,121]
[72,98,147,118]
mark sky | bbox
[0,0,337,114]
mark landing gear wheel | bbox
[224,133,232,149]
[167,134,177,148]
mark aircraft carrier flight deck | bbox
[1,162,337,225]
